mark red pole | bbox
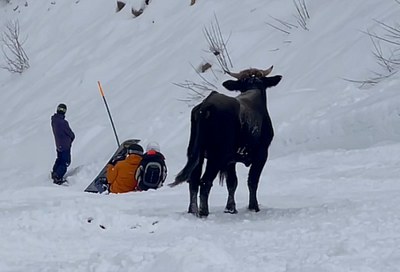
[97,81,120,147]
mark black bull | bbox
[169,67,282,217]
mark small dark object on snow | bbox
[116,1,125,12]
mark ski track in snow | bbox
[1,0,400,271]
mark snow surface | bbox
[1,0,400,271]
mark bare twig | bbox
[174,81,214,98]
[375,20,400,39]
[371,20,400,45]
[203,13,233,73]
[0,20,29,74]
[348,16,400,88]
[268,15,298,30]
[343,71,397,88]
[176,14,234,104]
[301,0,310,19]
[173,80,215,106]
[368,30,395,73]
[293,0,310,31]
[362,29,400,46]
[264,22,290,35]
[174,62,217,104]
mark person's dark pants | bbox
[52,149,71,179]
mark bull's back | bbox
[202,93,240,121]
[198,93,241,161]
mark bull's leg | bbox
[199,162,220,217]
[247,156,267,212]
[188,157,203,215]
[224,163,238,214]
[188,179,199,215]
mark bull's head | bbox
[226,66,274,79]
[222,66,282,92]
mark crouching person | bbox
[106,143,143,194]
[135,141,167,191]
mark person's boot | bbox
[52,173,67,185]
[51,171,57,180]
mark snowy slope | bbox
[1,0,400,271]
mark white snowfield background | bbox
[1,0,400,271]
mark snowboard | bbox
[84,139,141,194]
[65,165,84,178]
[54,179,69,186]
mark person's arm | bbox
[106,164,118,185]
[63,120,75,141]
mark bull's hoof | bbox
[248,205,260,212]
[198,208,209,218]
[198,212,209,218]
[188,203,198,215]
[224,207,238,214]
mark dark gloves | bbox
[108,155,125,165]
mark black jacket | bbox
[51,113,75,151]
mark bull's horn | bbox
[262,65,274,76]
[226,71,241,79]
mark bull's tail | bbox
[218,170,227,186]
[169,107,206,187]
[169,154,199,187]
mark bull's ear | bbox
[262,75,282,88]
[222,80,244,91]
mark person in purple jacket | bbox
[51,103,75,184]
